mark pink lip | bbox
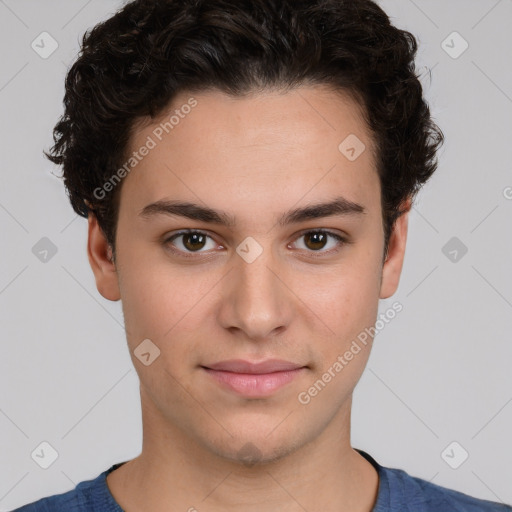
[204,359,304,373]
[201,359,307,398]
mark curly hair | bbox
[45,0,444,261]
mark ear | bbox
[87,213,121,301]
[379,198,411,299]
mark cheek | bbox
[294,263,381,409]
[116,248,218,356]
[115,243,174,345]
[302,252,381,336]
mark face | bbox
[88,85,409,465]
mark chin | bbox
[202,427,304,468]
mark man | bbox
[13,0,511,510]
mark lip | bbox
[203,359,305,374]
[201,359,307,398]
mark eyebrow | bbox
[139,196,366,227]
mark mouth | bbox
[200,359,307,398]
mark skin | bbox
[88,85,410,512]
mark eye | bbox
[164,230,219,256]
[290,230,347,256]
[163,229,348,259]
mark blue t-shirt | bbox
[11,449,512,511]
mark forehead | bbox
[119,85,379,224]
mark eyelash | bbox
[163,229,349,259]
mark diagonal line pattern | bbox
[0,0,29,28]
[368,367,439,438]
[428,472,439,483]
[265,471,309,511]
[61,470,77,487]
[471,396,512,439]
[162,367,234,438]
[471,470,507,503]
[0,265,29,296]
[164,163,216,235]
[265,265,336,335]
[472,61,512,105]
[0,472,29,502]
[163,267,235,338]
[61,368,132,439]
[0,202,29,233]
[266,164,338,235]
[0,62,29,93]
[265,409,295,438]
[60,265,126,329]
[471,0,503,30]
[200,471,233,502]
[469,205,499,233]
[407,0,439,28]
[471,266,512,309]
[60,215,80,233]
[165,164,209,205]
[296,90,337,131]
[412,206,439,234]
[61,0,94,29]
[406,266,438,297]
[0,409,29,439]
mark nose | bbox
[217,243,294,342]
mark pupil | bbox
[307,232,326,250]
[185,233,205,251]
[181,232,328,252]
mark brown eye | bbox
[164,230,216,254]
[291,230,347,255]
[163,229,348,260]
[304,232,329,251]
[181,232,207,251]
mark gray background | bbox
[1,0,511,509]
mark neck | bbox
[106,390,379,512]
